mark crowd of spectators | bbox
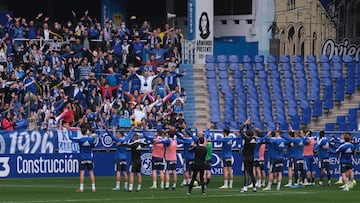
[0,10,188,132]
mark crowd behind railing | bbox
[0,10,191,132]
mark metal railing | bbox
[12,38,196,65]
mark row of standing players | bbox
[69,117,358,194]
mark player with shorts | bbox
[144,129,165,189]
[70,126,98,193]
[315,130,331,186]
[263,130,286,191]
[303,130,316,185]
[111,128,135,191]
[254,129,266,187]
[127,133,148,192]
[213,129,239,189]
[159,130,178,190]
[335,133,355,191]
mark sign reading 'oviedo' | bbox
[321,38,360,61]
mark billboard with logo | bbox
[0,130,360,178]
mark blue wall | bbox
[214,36,258,61]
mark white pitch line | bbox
[0,191,315,203]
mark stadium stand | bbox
[206,54,360,131]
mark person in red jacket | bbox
[2,111,16,130]
[56,102,75,127]
[98,82,120,101]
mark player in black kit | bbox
[187,136,207,195]
[238,118,257,192]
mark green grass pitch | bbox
[0,176,358,203]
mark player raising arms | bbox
[176,127,198,187]
[158,130,178,190]
[110,128,135,191]
[143,129,166,189]
[214,128,239,189]
[263,130,286,191]
[187,136,207,195]
[70,126,98,193]
[238,118,258,192]
[282,129,309,187]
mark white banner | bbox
[195,0,214,64]
[57,129,80,153]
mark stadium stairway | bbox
[307,92,360,130]
[179,64,205,128]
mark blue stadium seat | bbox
[290,115,300,130]
[206,70,216,79]
[206,63,216,71]
[255,63,265,71]
[217,55,227,63]
[301,107,311,125]
[258,71,268,79]
[294,55,303,63]
[268,63,278,71]
[205,55,216,63]
[346,74,356,95]
[280,55,290,63]
[218,63,228,71]
[228,55,239,63]
[335,77,345,102]
[229,121,239,130]
[267,55,277,63]
[283,70,293,78]
[324,123,335,131]
[255,55,264,63]
[245,70,255,79]
[280,122,289,130]
[266,122,276,130]
[233,70,243,79]
[324,97,334,110]
[320,55,329,63]
[243,63,253,71]
[219,70,229,79]
[296,70,305,78]
[243,55,252,63]
[229,63,239,71]
[312,100,323,117]
[306,55,316,63]
[308,63,318,71]
[281,63,291,71]
[348,108,358,122]
[216,121,227,130]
